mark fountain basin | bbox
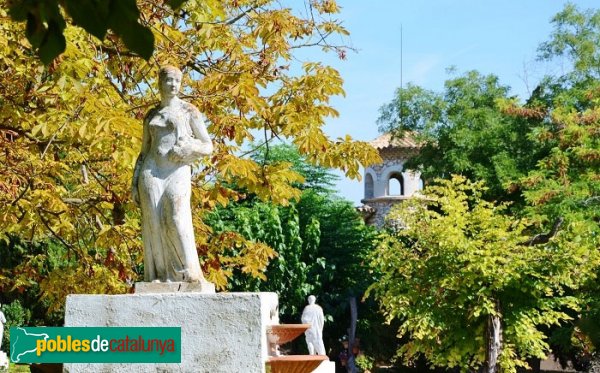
[267,355,329,373]
[266,323,310,345]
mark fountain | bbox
[266,324,330,373]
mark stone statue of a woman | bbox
[132,66,213,284]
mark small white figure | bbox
[301,295,326,355]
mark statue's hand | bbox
[169,137,208,163]
[168,141,193,162]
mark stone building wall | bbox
[361,197,410,227]
[359,134,422,228]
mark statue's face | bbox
[160,72,182,98]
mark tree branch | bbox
[521,217,564,246]
[41,103,85,159]
[39,212,74,250]
[582,196,600,206]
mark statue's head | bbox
[158,66,183,98]
[307,295,316,305]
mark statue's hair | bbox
[159,65,182,82]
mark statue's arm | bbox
[317,309,325,330]
[132,113,152,206]
[301,308,309,324]
[0,312,5,323]
[169,105,213,163]
[188,106,213,156]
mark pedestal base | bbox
[313,360,335,373]
[134,280,215,294]
[63,292,278,373]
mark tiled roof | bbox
[370,132,420,149]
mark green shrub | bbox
[1,300,31,354]
[355,354,375,373]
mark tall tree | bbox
[516,4,600,366]
[0,0,379,314]
[367,176,599,372]
[378,71,544,204]
[538,3,600,81]
[254,142,339,194]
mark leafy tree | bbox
[366,176,599,372]
[377,83,444,135]
[254,143,339,194]
[504,4,600,366]
[0,237,87,322]
[207,143,392,358]
[0,0,379,316]
[207,191,392,357]
[538,3,600,81]
[378,71,544,204]
[206,200,319,317]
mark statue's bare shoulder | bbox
[181,101,203,120]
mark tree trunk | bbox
[346,297,358,373]
[485,300,502,373]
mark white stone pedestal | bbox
[63,292,278,373]
[313,360,335,373]
[134,280,215,294]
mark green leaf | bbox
[108,0,154,60]
[15,0,66,63]
[25,12,45,47]
[38,20,67,64]
[168,0,187,10]
[64,0,109,40]
[117,22,154,60]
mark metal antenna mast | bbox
[400,24,403,127]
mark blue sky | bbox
[311,0,599,204]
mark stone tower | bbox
[358,133,423,227]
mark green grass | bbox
[7,363,29,372]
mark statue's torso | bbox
[144,104,192,173]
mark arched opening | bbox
[365,173,374,199]
[387,172,404,196]
[418,176,425,191]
